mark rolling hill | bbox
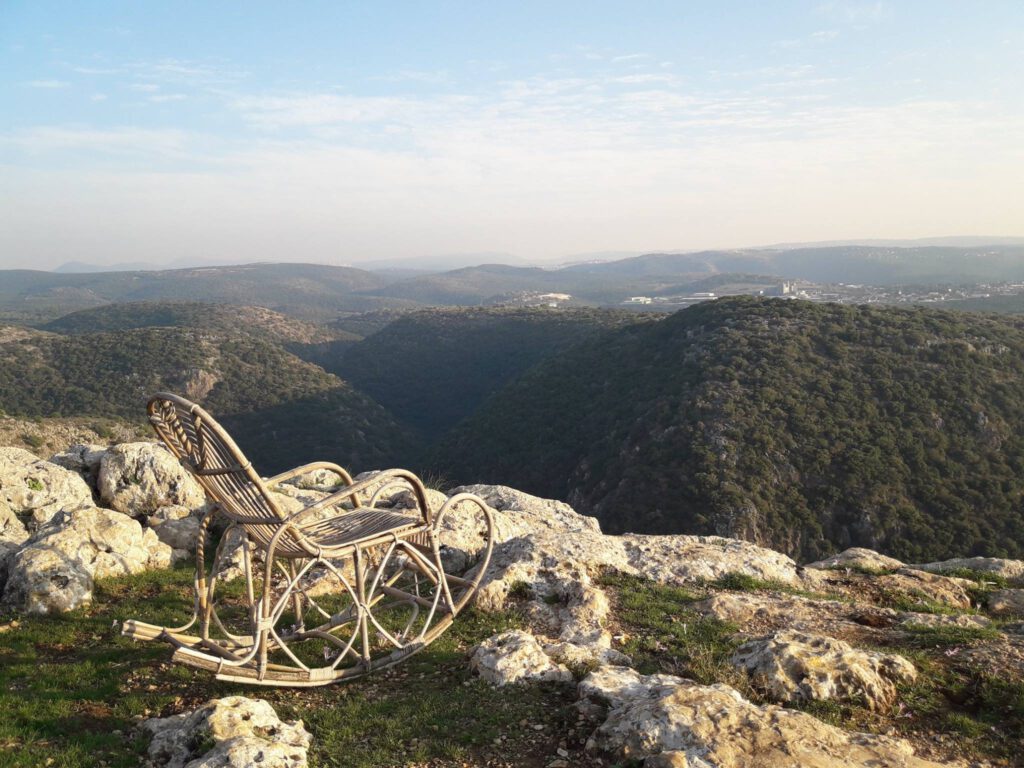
[565,245,1024,285]
[0,263,419,323]
[433,297,1024,562]
[39,302,350,343]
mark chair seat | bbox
[295,507,424,552]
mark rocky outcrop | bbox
[694,592,851,628]
[731,630,917,710]
[806,547,904,572]
[898,612,993,629]
[143,696,311,768]
[0,446,93,529]
[48,443,107,493]
[987,589,1024,617]
[911,557,1024,581]
[2,507,172,614]
[97,442,206,516]
[0,504,29,548]
[464,487,805,681]
[470,630,574,685]
[875,569,972,611]
[578,666,954,767]
[451,484,602,535]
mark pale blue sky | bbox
[1,1,1022,268]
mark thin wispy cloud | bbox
[2,3,1021,267]
[24,79,70,89]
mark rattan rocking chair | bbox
[123,393,494,687]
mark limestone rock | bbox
[381,486,449,516]
[911,557,1024,582]
[875,569,972,611]
[48,444,107,493]
[620,534,801,586]
[898,612,993,629]
[0,446,94,529]
[0,540,19,592]
[694,592,851,628]
[97,442,206,516]
[2,507,172,614]
[148,504,206,559]
[470,630,574,685]
[579,666,954,767]
[214,527,253,582]
[731,630,917,710]
[806,547,904,573]
[987,588,1024,617]
[450,484,602,535]
[280,467,348,492]
[0,504,29,547]
[143,696,311,768]
[473,519,803,665]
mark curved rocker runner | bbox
[122,392,495,687]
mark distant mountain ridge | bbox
[0,262,418,323]
[4,243,1024,324]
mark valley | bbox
[2,246,1024,563]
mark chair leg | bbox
[354,547,371,669]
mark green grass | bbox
[892,649,1024,760]
[898,623,1002,648]
[705,571,840,602]
[878,590,971,617]
[598,572,749,692]
[0,563,577,768]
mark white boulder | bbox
[579,666,955,767]
[910,557,1024,581]
[2,507,172,614]
[143,696,311,768]
[731,630,917,710]
[97,442,206,516]
[48,443,108,493]
[805,547,904,572]
[470,630,574,685]
[987,588,1024,617]
[0,446,94,529]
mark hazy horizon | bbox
[2,1,1023,270]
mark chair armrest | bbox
[264,461,354,488]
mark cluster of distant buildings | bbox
[494,281,1024,312]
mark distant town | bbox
[493,281,1024,312]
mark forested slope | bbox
[434,297,1024,561]
[0,325,409,473]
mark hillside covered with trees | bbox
[0,324,409,473]
[434,298,1024,562]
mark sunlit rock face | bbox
[2,507,172,614]
[143,696,312,768]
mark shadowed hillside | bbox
[335,306,658,438]
[434,297,1024,562]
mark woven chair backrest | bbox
[147,393,292,550]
